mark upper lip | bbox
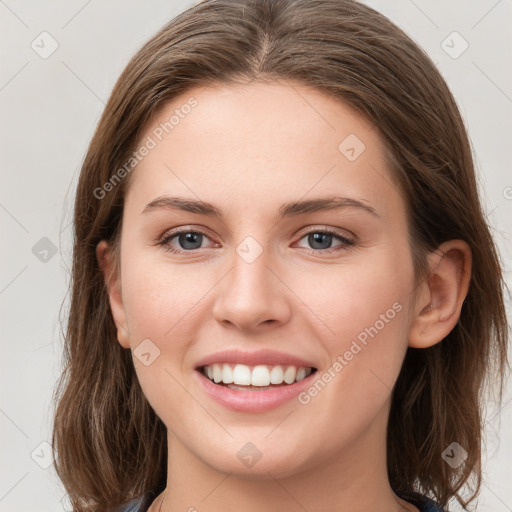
[195,349,318,369]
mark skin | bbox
[97,81,471,512]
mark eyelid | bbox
[158,225,217,242]
[157,224,357,256]
[157,225,355,244]
[295,224,356,242]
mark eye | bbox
[295,227,356,254]
[157,228,217,255]
[157,226,356,255]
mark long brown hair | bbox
[51,0,510,510]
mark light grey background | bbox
[1,0,511,511]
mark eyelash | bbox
[157,227,356,255]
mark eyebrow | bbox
[142,195,379,219]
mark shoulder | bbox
[420,500,445,512]
[115,494,151,512]
[398,490,445,512]
[412,494,446,512]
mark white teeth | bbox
[233,364,251,385]
[222,363,233,383]
[251,365,270,386]
[283,366,296,384]
[212,364,222,383]
[269,365,284,384]
[295,367,306,382]
[202,363,313,386]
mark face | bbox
[104,81,420,478]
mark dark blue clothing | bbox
[116,491,445,511]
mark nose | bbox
[211,237,292,333]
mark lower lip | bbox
[195,370,316,412]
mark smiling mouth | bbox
[199,363,318,390]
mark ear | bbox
[408,239,472,348]
[96,240,130,349]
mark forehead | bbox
[126,80,403,219]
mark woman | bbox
[51,1,509,511]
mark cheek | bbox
[299,249,412,347]
[119,257,202,420]
[297,247,414,402]
[291,275,412,460]
[121,254,209,341]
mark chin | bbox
[197,440,315,480]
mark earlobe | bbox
[96,240,131,349]
[408,240,472,349]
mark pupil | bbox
[180,232,202,250]
[309,233,332,250]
